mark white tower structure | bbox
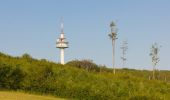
[56,20,69,64]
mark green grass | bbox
[0,91,65,100]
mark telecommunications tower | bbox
[56,19,69,64]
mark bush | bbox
[0,64,25,90]
[66,59,99,72]
[0,64,12,89]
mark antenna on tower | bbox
[60,17,64,33]
[120,40,128,67]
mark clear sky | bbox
[0,0,170,70]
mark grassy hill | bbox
[0,91,65,100]
[0,52,170,100]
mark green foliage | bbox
[0,52,170,100]
[66,59,99,72]
[22,53,32,59]
[0,64,25,90]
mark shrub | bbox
[66,59,99,72]
[0,64,25,90]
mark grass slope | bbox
[0,91,65,100]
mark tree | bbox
[22,53,32,59]
[0,64,25,89]
[66,59,99,72]
[150,43,161,79]
[108,21,118,74]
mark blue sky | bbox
[0,0,170,70]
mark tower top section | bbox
[56,19,69,48]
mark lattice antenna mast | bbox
[108,21,118,74]
[120,40,128,67]
[149,43,160,80]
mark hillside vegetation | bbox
[0,52,170,100]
